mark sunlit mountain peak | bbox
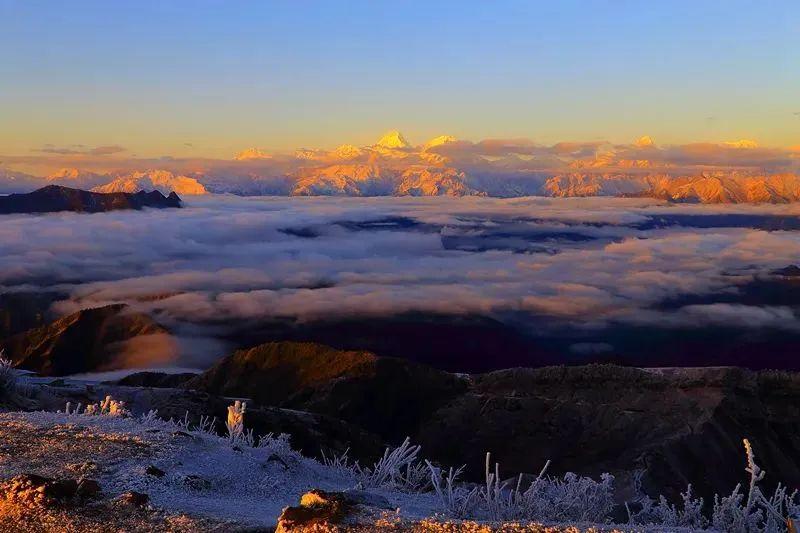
[234,148,272,161]
[376,130,410,149]
[331,144,364,160]
[424,135,457,150]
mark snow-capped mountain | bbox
[234,148,272,161]
[5,132,800,203]
[45,168,110,189]
[92,170,208,195]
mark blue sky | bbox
[1,0,798,157]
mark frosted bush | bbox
[624,438,799,532]
[473,453,614,522]
[323,437,428,492]
[256,432,291,455]
[710,439,800,533]
[80,395,131,417]
[426,462,478,518]
[628,484,708,529]
[321,447,353,474]
[226,400,246,441]
[354,437,428,492]
[0,351,17,400]
[138,409,160,427]
[195,414,217,435]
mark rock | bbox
[145,465,165,478]
[1,474,82,507]
[76,478,101,499]
[183,475,211,491]
[276,489,389,533]
[116,491,149,507]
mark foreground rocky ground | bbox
[0,410,643,532]
[2,341,800,530]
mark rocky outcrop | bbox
[275,489,392,533]
[0,304,168,376]
[0,185,182,214]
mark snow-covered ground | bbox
[0,409,444,529]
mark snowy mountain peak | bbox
[376,130,410,149]
[92,169,208,195]
[634,136,655,148]
[46,168,82,180]
[424,135,457,150]
[331,144,364,160]
[234,148,272,161]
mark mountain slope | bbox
[0,304,169,376]
[183,341,467,441]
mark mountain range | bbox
[4,131,800,203]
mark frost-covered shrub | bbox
[628,484,708,529]
[625,438,800,533]
[226,400,246,441]
[709,439,800,533]
[355,437,428,492]
[474,453,615,523]
[426,462,478,518]
[0,351,17,400]
[79,395,131,417]
[323,437,429,492]
[321,447,353,474]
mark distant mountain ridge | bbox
[4,131,800,203]
[0,185,182,214]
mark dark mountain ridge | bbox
[0,185,182,214]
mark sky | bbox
[1,1,798,160]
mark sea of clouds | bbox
[3,195,800,367]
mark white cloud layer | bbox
[2,196,800,348]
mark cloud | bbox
[89,145,127,156]
[4,195,800,370]
[6,133,798,186]
[33,144,127,156]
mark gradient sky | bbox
[1,0,798,159]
